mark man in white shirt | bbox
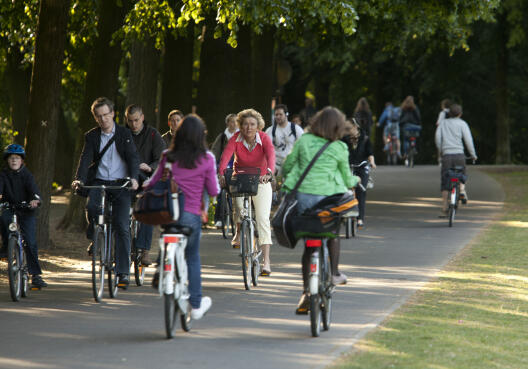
[265,104,304,175]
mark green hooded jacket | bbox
[282,133,359,195]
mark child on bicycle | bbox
[0,144,47,288]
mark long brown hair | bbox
[166,114,208,168]
[308,106,347,141]
[354,97,371,114]
[401,95,416,111]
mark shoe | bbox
[460,191,468,204]
[439,209,448,218]
[332,273,347,285]
[260,269,271,277]
[152,271,159,289]
[358,219,364,228]
[404,159,409,167]
[140,250,152,266]
[231,240,240,249]
[295,293,310,315]
[117,274,129,289]
[214,221,222,228]
[87,242,93,256]
[31,275,48,288]
[191,296,212,320]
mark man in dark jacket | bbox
[162,109,184,148]
[72,97,139,289]
[125,104,166,265]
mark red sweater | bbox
[219,131,275,176]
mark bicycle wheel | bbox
[21,248,29,296]
[251,256,260,287]
[240,220,252,290]
[344,218,351,239]
[321,251,332,331]
[7,236,22,302]
[92,228,105,302]
[448,205,455,227]
[409,149,415,168]
[220,191,229,239]
[352,218,358,237]
[310,294,322,337]
[164,293,178,338]
[180,303,192,332]
[108,231,118,298]
[228,197,235,237]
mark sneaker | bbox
[140,250,152,266]
[214,221,222,228]
[295,293,310,315]
[358,219,364,228]
[332,273,347,285]
[191,296,212,320]
[31,275,48,288]
[117,274,129,289]
[404,159,409,167]
[152,271,159,289]
[460,191,468,204]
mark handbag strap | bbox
[291,141,331,194]
[93,135,117,166]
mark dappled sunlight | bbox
[498,220,528,228]
[50,196,69,205]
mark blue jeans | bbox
[383,122,400,140]
[177,211,203,309]
[296,192,326,214]
[86,180,131,275]
[0,211,42,275]
[135,223,153,251]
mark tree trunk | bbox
[126,41,161,128]
[5,49,32,143]
[160,25,194,124]
[251,28,276,124]
[24,0,71,249]
[58,0,131,231]
[54,105,74,186]
[495,12,511,164]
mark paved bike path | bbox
[0,166,503,369]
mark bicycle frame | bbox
[158,232,190,311]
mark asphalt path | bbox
[0,165,503,369]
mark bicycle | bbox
[129,207,146,286]
[220,168,234,239]
[402,127,421,168]
[229,167,262,290]
[0,202,35,301]
[79,179,131,302]
[446,166,467,227]
[385,133,398,165]
[158,224,193,338]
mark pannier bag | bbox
[229,167,260,197]
[133,162,183,225]
[446,168,467,184]
[293,191,358,239]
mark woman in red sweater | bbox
[218,109,275,276]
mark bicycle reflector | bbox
[306,239,322,247]
[450,178,459,182]
[8,222,17,232]
[164,236,180,243]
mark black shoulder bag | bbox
[271,141,331,249]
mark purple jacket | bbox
[146,150,220,216]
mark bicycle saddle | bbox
[162,224,193,236]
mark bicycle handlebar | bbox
[0,201,34,211]
[80,178,133,191]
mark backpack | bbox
[271,122,297,146]
[388,106,400,123]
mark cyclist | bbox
[162,109,184,148]
[125,104,166,265]
[0,144,47,288]
[211,113,238,228]
[146,114,219,320]
[72,97,140,289]
[399,96,422,159]
[377,102,401,156]
[353,97,374,136]
[435,104,477,217]
[281,107,360,314]
[219,109,275,276]
[265,104,304,176]
[342,121,376,228]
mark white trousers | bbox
[233,182,273,246]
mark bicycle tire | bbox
[321,250,332,331]
[134,254,146,286]
[448,206,455,227]
[240,220,252,290]
[409,149,415,168]
[21,248,28,297]
[92,228,105,302]
[164,293,178,338]
[345,217,351,239]
[7,236,21,302]
[221,190,229,239]
[310,294,322,337]
[108,231,118,298]
[251,258,260,287]
[180,303,192,332]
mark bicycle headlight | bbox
[8,223,18,232]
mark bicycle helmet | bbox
[3,144,25,160]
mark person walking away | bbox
[146,114,220,320]
[353,97,374,138]
[342,121,376,228]
[125,104,166,265]
[0,144,47,288]
[72,97,140,289]
[265,104,304,176]
[211,113,238,228]
[399,96,422,159]
[281,106,360,314]
[435,104,477,217]
[377,102,401,157]
[219,109,275,276]
[162,109,184,148]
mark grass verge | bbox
[331,169,528,369]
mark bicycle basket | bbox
[403,129,421,138]
[223,167,234,189]
[229,167,260,197]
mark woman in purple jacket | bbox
[146,114,220,320]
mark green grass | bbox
[331,170,528,369]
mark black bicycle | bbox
[1,202,34,301]
[219,168,235,239]
[129,207,146,286]
[403,127,421,168]
[79,179,131,302]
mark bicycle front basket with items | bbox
[293,191,358,239]
[229,167,260,197]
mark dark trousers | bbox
[0,211,42,275]
[86,180,131,275]
[136,223,153,251]
[354,167,369,221]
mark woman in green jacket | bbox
[282,106,360,314]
